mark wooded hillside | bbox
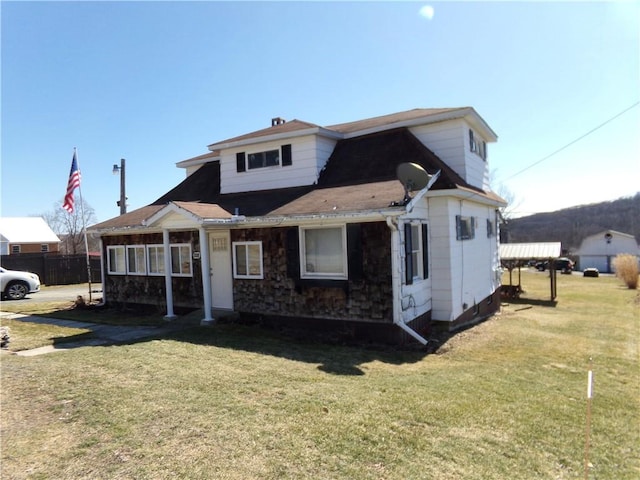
[502,192,640,252]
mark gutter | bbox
[386,217,428,346]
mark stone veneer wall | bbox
[231,221,393,323]
[102,231,203,309]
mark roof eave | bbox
[207,127,343,151]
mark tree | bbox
[41,199,99,254]
[489,169,522,220]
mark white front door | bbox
[209,231,234,310]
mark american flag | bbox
[62,151,81,213]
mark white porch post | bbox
[163,228,176,320]
[199,227,214,324]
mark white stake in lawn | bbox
[584,359,594,480]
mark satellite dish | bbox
[396,162,432,204]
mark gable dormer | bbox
[176,108,497,195]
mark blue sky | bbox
[2,1,638,225]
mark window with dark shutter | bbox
[281,144,292,167]
[236,152,246,172]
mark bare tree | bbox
[40,199,98,254]
[489,169,521,220]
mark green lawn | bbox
[1,271,638,479]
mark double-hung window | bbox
[404,223,429,284]
[147,245,165,275]
[300,226,347,279]
[107,246,126,274]
[233,241,263,279]
[127,246,146,274]
[171,244,192,276]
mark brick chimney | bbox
[271,117,286,126]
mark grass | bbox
[1,271,638,479]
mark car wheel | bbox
[5,281,29,300]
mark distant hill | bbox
[502,193,640,253]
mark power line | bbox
[504,101,640,182]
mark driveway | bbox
[14,283,102,303]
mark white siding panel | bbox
[220,135,331,194]
[427,196,500,322]
[410,119,490,190]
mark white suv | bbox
[0,267,41,300]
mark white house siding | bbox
[410,119,490,191]
[220,135,336,194]
[398,200,432,324]
[427,196,500,322]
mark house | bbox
[90,107,507,344]
[0,217,61,255]
[574,230,640,273]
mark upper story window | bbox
[248,149,279,169]
[236,144,292,172]
[41,244,49,253]
[468,129,487,160]
[11,245,20,254]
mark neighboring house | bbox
[90,107,507,344]
[574,230,640,273]
[0,217,61,256]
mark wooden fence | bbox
[1,254,101,286]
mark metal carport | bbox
[500,242,562,301]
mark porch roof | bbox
[500,242,562,260]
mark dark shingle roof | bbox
[92,127,495,231]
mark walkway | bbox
[0,311,194,357]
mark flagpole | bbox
[74,147,93,303]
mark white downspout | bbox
[198,227,214,325]
[163,228,176,320]
[386,217,428,346]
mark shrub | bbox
[612,254,639,289]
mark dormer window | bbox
[236,144,292,172]
[248,149,280,169]
[469,129,487,160]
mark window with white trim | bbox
[404,223,429,284]
[300,226,347,279]
[248,149,279,169]
[41,244,49,253]
[233,241,263,279]
[409,224,424,280]
[126,245,146,275]
[11,245,20,254]
[170,244,192,276]
[147,245,165,275]
[107,246,126,274]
